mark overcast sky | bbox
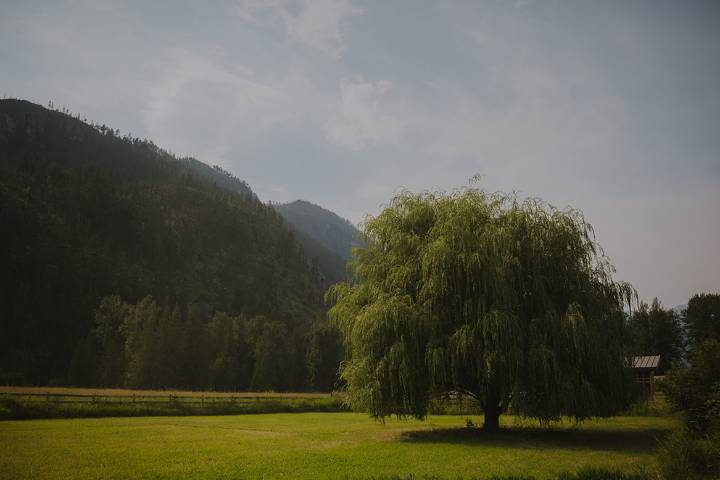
[2,0,719,307]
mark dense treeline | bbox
[67,295,341,391]
[656,293,720,480]
[0,99,342,389]
[625,298,684,373]
[624,293,720,374]
[685,293,720,347]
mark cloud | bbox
[234,0,362,58]
[325,78,404,149]
[142,48,282,163]
[281,0,362,58]
[2,1,718,306]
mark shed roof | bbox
[631,355,660,369]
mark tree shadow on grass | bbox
[400,425,671,454]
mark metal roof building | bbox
[631,355,660,370]
[630,355,661,400]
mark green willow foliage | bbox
[328,188,635,429]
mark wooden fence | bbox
[0,391,331,406]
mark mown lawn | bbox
[0,413,675,479]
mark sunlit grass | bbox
[0,413,675,479]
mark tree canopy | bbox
[328,187,634,430]
[626,298,684,373]
[685,293,720,347]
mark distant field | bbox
[0,413,674,479]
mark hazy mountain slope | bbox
[178,157,256,200]
[275,200,361,264]
[0,99,328,386]
[288,229,349,286]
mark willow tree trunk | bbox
[482,403,501,432]
[482,388,502,432]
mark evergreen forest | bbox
[0,99,342,391]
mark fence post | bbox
[201,395,205,408]
[133,394,136,403]
[46,392,50,403]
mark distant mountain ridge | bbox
[672,304,688,316]
[274,200,362,284]
[275,200,360,262]
[178,158,256,200]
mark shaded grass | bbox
[401,424,670,454]
[366,470,650,480]
[0,413,674,479]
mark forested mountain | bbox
[274,200,361,283]
[169,163,354,287]
[177,157,256,200]
[0,99,341,391]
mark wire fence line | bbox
[0,391,336,406]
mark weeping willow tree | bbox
[327,187,634,431]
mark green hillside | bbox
[0,99,341,391]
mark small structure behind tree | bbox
[631,355,660,399]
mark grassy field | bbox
[0,412,675,479]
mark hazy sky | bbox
[1,0,718,307]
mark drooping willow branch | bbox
[328,186,634,426]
